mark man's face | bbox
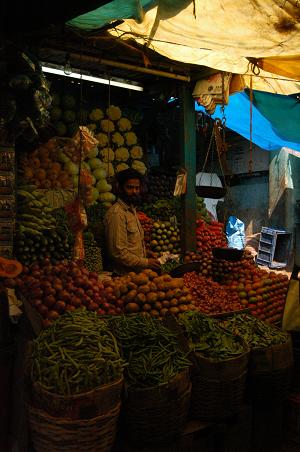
[121,178,141,204]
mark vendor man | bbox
[104,168,160,274]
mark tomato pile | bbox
[211,251,289,323]
[196,218,227,254]
[137,212,153,249]
[183,271,245,315]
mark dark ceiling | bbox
[1,1,111,35]
[1,1,215,99]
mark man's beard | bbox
[120,193,142,206]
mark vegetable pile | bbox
[110,315,190,388]
[183,272,245,315]
[212,253,289,324]
[83,231,103,273]
[178,311,246,360]
[150,220,181,255]
[220,313,290,349]
[31,309,124,395]
[108,270,196,318]
[13,260,122,327]
[15,188,73,265]
[137,211,153,249]
[196,218,227,254]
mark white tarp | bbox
[109,0,300,94]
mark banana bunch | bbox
[17,185,56,236]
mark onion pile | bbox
[9,259,122,327]
[183,272,245,315]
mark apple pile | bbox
[7,259,122,328]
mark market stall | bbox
[0,37,297,452]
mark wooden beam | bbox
[180,84,196,251]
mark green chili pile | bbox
[31,309,125,395]
[178,311,246,360]
[110,315,191,388]
[220,314,289,349]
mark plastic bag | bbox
[226,215,245,250]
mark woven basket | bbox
[190,349,249,421]
[249,336,293,405]
[122,369,191,446]
[31,378,123,420]
[28,402,121,452]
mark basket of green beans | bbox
[109,315,192,445]
[30,309,125,420]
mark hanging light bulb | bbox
[64,53,72,75]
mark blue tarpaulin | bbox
[195,91,300,152]
[67,0,156,30]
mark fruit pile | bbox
[211,251,289,323]
[196,196,211,223]
[137,212,153,249]
[146,174,176,201]
[150,220,181,255]
[184,250,202,264]
[183,272,245,315]
[19,139,74,189]
[9,260,122,328]
[50,93,79,138]
[141,198,180,221]
[109,269,196,318]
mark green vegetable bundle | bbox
[220,314,290,349]
[31,309,124,396]
[178,311,246,360]
[110,315,190,388]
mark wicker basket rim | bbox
[28,401,121,424]
[193,348,250,364]
[125,369,189,393]
[32,376,123,399]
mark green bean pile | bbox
[220,314,290,349]
[31,309,125,395]
[110,315,191,388]
[178,311,246,360]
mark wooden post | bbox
[179,84,196,252]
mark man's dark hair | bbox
[116,168,143,189]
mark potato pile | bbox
[108,270,196,318]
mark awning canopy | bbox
[105,0,300,80]
[195,91,300,152]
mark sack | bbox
[282,267,300,331]
[226,215,245,250]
